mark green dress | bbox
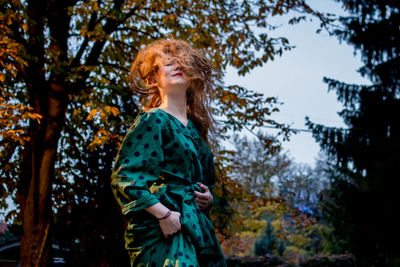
[111,107,226,267]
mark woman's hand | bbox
[195,183,213,210]
[145,203,181,238]
[158,211,182,238]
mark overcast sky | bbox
[224,0,371,167]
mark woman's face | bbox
[154,55,188,92]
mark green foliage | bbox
[220,134,332,263]
[277,239,286,256]
[254,219,278,256]
[306,0,400,265]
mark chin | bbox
[171,79,188,86]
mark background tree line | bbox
[224,1,400,265]
[218,133,332,265]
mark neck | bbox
[158,89,187,119]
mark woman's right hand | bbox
[159,211,181,238]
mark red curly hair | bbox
[129,38,217,141]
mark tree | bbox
[0,0,332,265]
[278,162,326,216]
[306,1,400,265]
[219,134,330,261]
[254,219,278,256]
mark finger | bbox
[202,194,212,201]
[197,183,209,192]
[197,201,204,207]
[196,202,204,209]
[199,199,208,205]
[196,195,208,201]
[196,198,205,205]
[195,195,207,202]
[195,191,209,200]
[194,189,207,197]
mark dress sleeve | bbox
[111,111,164,215]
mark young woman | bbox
[111,38,226,266]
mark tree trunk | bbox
[18,0,70,264]
[19,85,67,266]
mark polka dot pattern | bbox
[111,108,225,267]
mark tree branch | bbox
[71,11,99,67]
[97,61,129,72]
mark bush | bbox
[299,254,356,267]
[226,254,284,267]
[224,253,355,267]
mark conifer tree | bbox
[306,1,400,265]
[254,219,278,256]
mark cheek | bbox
[158,72,169,84]
[155,68,167,83]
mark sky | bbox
[224,0,371,167]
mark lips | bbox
[173,73,182,77]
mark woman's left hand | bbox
[195,183,213,210]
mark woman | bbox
[111,38,226,267]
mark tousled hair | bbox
[129,38,216,142]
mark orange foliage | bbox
[221,234,256,257]
[0,94,42,146]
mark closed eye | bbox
[164,58,176,66]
